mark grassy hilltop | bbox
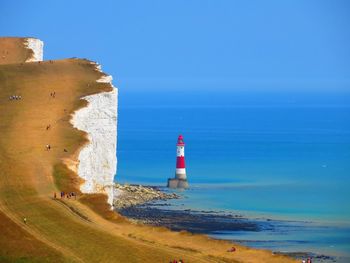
[0,37,297,263]
[0,38,36,65]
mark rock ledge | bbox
[113,184,180,209]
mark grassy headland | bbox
[0,37,297,263]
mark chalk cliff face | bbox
[71,69,118,206]
[7,37,118,205]
[24,38,44,62]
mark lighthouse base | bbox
[167,178,189,189]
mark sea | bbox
[116,89,350,261]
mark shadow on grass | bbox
[52,163,82,194]
[79,194,126,223]
[53,163,126,223]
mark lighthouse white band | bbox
[176,146,184,157]
[176,168,186,174]
[175,168,187,180]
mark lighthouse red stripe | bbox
[176,156,186,168]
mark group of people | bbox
[36,60,54,64]
[45,144,68,153]
[54,191,77,200]
[302,258,313,263]
[9,95,22,100]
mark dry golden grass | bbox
[0,210,66,263]
[0,37,34,64]
[0,38,298,263]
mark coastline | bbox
[0,37,299,262]
[114,184,347,263]
[113,183,180,209]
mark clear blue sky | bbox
[1,0,350,92]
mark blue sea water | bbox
[116,89,350,259]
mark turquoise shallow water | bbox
[116,90,350,258]
[157,185,350,260]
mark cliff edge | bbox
[0,37,117,205]
[24,38,44,62]
[71,64,118,205]
[0,37,43,64]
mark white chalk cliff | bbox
[71,68,118,206]
[24,38,44,62]
[21,38,117,206]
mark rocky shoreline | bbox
[113,183,180,209]
[118,204,261,233]
[274,252,337,263]
[118,204,342,263]
[113,184,344,263]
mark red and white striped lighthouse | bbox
[167,134,189,189]
[175,135,186,180]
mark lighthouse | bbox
[167,135,189,189]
